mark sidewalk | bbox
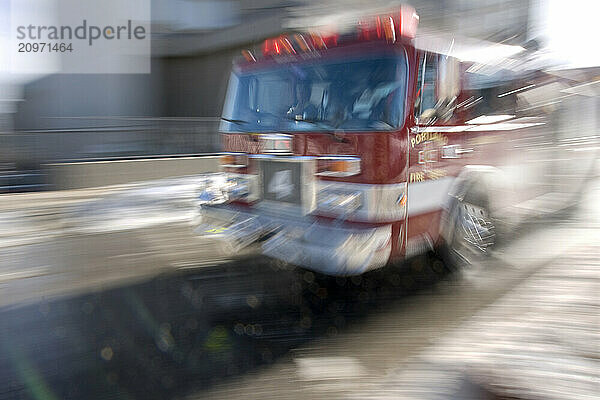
[351,241,599,399]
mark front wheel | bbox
[440,191,496,271]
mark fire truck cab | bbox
[196,6,597,275]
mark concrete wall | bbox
[163,48,240,117]
[44,155,220,190]
[14,59,165,131]
[0,120,221,169]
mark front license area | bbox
[261,159,303,206]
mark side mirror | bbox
[418,108,438,125]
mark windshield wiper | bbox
[285,116,348,142]
[284,115,331,127]
[221,117,248,125]
[285,115,314,123]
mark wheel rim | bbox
[453,200,496,259]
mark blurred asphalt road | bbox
[0,173,598,399]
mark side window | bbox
[461,71,520,117]
[417,53,459,123]
[416,53,438,118]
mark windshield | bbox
[221,55,407,133]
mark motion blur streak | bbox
[0,1,599,400]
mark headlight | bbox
[316,189,363,215]
[224,176,250,200]
[197,188,227,205]
[196,174,228,205]
[196,173,253,205]
[315,181,406,222]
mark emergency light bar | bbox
[255,5,418,59]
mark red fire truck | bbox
[196,5,597,275]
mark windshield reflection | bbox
[221,56,407,133]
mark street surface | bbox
[196,179,600,400]
[0,171,598,399]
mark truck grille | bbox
[258,157,316,213]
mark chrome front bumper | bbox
[195,205,392,276]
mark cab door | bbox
[405,51,461,255]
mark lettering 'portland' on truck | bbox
[195,5,597,275]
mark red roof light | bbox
[257,5,419,59]
[397,5,419,39]
[262,36,297,57]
